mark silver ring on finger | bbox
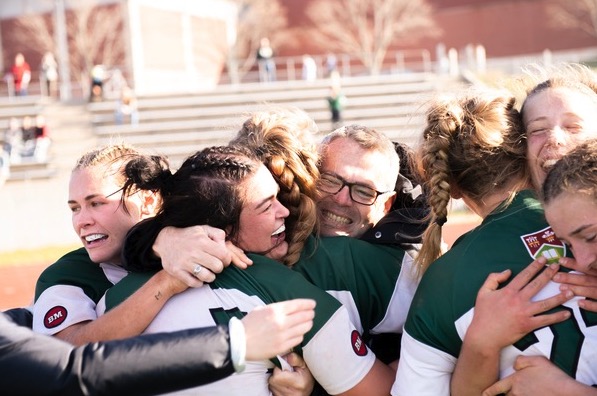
[192,264,203,278]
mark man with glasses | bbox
[317,125,401,238]
[315,125,427,367]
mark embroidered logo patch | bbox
[520,226,566,264]
[351,330,368,356]
[44,306,67,329]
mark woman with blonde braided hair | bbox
[414,90,531,275]
[229,107,321,267]
[393,88,575,395]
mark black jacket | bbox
[0,309,235,396]
[360,142,430,249]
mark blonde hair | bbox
[230,106,320,266]
[415,89,529,275]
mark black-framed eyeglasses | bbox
[318,173,392,206]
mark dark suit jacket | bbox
[1,309,235,396]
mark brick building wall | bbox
[1,0,595,95]
[0,0,234,96]
[278,0,597,60]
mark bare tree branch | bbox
[229,0,289,76]
[306,0,439,74]
[66,2,124,87]
[11,1,124,94]
[547,0,597,39]
[10,14,56,57]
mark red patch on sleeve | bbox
[44,306,67,329]
[351,330,368,356]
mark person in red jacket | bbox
[10,53,31,96]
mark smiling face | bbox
[68,164,152,265]
[316,137,395,237]
[545,191,597,272]
[523,87,597,189]
[235,164,290,261]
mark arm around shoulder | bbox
[56,269,187,345]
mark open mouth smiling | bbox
[271,224,286,245]
[322,209,351,225]
[83,233,108,245]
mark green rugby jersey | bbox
[103,256,376,395]
[393,190,597,395]
[32,247,126,334]
[293,235,418,339]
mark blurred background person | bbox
[89,64,105,102]
[114,85,139,126]
[327,74,346,128]
[20,116,36,158]
[3,117,21,164]
[256,37,276,83]
[10,53,31,96]
[33,115,51,163]
[40,52,58,98]
[302,54,317,83]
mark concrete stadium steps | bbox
[92,97,424,127]
[90,72,459,167]
[89,72,440,118]
[0,96,60,181]
[92,105,423,138]
[0,96,47,129]
[6,159,57,180]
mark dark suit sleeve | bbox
[0,312,235,396]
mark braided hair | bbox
[230,107,320,266]
[415,88,529,276]
[74,143,168,215]
[122,146,261,271]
